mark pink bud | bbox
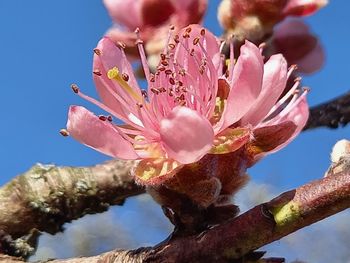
[272,19,324,74]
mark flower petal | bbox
[241,54,288,127]
[160,106,214,164]
[103,0,142,29]
[248,121,297,158]
[269,94,309,153]
[273,19,324,74]
[94,37,141,94]
[210,127,251,154]
[295,39,324,74]
[93,37,143,120]
[249,94,309,162]
[219,41,264,131]
[134,158,183,185]
[67,106,139,159]
[283,0,328,17]
[141,0,175,27]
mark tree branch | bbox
[304,91,350,130]
[2,160,349,263]
[0,160,144,257]
[142,169,350,262]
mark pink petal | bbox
[105,27,139,49]
[103,0,142,29]
[283,0,328,17]
[160,106,214,164]
[295,40,324,74]
[140,0,175,27]
[241,54,288,127]
[249,121,297,157]
[170,0,208,24]
[93,57,129,120]
[170,0,196,10]
[94,37,140,93]
[259,94,309,155]
[273,19,324,74]
[67,106,139,159]
[220,40,264,131]
[93,37,142,116]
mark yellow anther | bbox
[107,67,119,79]
[107,67,142,102]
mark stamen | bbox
[71,84,79,93]
[93,69,102,76]
[116,42,126,49]
[107,67,142,102]
[59,129,69,137]
[165,69,172,75]
[161,60,169,66]
[259,42,266,52]
[93,48,101,56]
[287,64,298,79]
[121,73,129,81]
[135,28,151,84]
[151,88,160,95]
[160,53,166,61]
[99,115,107,121]
[193,37,200,45]
[141,90,148,98]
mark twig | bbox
[304,91,350,130]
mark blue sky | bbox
[1,0,350,261]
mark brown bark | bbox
[304,91,350,130]
[0,160,144,257]
[1,165,349,263]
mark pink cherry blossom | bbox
[103,0,207,58]
[66,24,309,184]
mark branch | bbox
[304,91,350,130]
[2,162,349,263]
[142,169,350,262]
[0,160,144,257]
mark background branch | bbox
[0,160,144,257]
[304,91,350,130]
